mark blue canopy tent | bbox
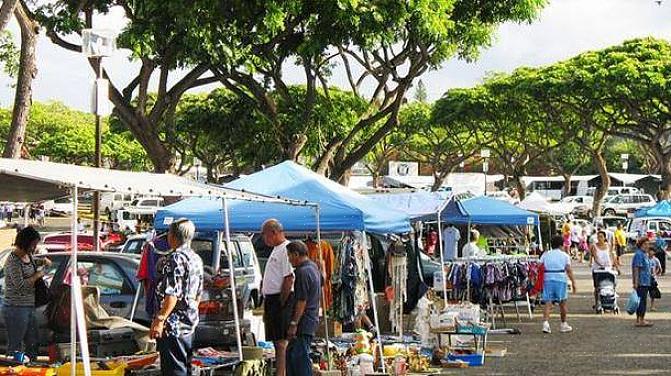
[634,200,671,218]
[442,196,539,226]
[154,161,411,371]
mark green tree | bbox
[406,96,482,191]
[0,101,150,169]
[157,0,546,182]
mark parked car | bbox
[419,251,441,287]
[129,197,164,210]
[41,232,121,252]
[601,193,656,216]
[0,251,252,351]
[561,195,593,216]
[119,231,262,308]
[626,216,671,241]
[593,216,628,232]
[49,197,75,216]
[586,186,640,197]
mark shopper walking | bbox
[150,218,204,376]
[614,223,627,267]
[3,226,51,362]
[632,237,653,327]
[648,246,662,311]
[541,235,577,334]
[285,241,321,376]
[261,219,294,376]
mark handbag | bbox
[30,256,52,307]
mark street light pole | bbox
[82,29,116,252]
[621,153,629,187]
[481,148,490,196]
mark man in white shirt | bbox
[442,224,460,261]
[260,219,293,376]
[462,230,487,259]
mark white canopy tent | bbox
[518,191,572,216]
[0,158,316,375]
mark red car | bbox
[41,232,121,252]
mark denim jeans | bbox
[157,334,193,376]
[286,334,314,376]
[636,286,649,318]
[3,305,38,360]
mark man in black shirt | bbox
[286,240,321,376]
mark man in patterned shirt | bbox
[150,218,204,376]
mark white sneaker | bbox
[559,322,573,333]
[542,321,551,333]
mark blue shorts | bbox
[543,280,568,303]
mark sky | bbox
[0,0,670,111]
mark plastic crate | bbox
[447,352,485,366]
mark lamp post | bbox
[621,154,629,187]
[82,28,116,252]
[481,148,490,196]
[194,157,202,182]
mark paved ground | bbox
[451,254,671,375]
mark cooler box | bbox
[447,352,485,366]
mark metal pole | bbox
[92,57,102,253]
[314,205,332,370]
[436,210,448,305]
[70,187,78,376]
[129,281,142,322]
[222,197,243,361]
[362,231,385,374]
[537,223,543,254]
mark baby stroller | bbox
[593,269,619,314]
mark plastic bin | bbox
[447,352,485,366]
[56,362,125,376]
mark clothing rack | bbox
[442,256,539,328]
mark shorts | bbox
[542,280,568,303]
[263,293,293,342]
[615,245,624,257]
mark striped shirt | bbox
[4,252,38,306]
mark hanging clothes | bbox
[306,239,335,309]
[388,255,408,335]
[136,235,170,316]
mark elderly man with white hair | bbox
[150,218,204,376]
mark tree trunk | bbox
[431,169,450,192]
[337,168,352,186]
[592,151,610,216]
[283,134,308,162]
[0,0,17,31]
[659,158,671,200]
[561,173,572,198]
[512,175,526,200]
[3,5,36,159]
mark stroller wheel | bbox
[614,307,620,315]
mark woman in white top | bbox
[590,230,618,310]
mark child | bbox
[648,246,662,311]
[579,229,590,263]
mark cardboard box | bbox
[315,319,342,338]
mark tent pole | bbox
[466,220,471,301]
[70,187,77,376]
[537,223,543,254]
[362,231,385,374]
[314,205,332,370]
[436,211,448,305]
[222,197,243,362]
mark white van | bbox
[111,207,157,232]
[586,186,640,197]
[100,193,136,214]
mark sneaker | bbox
[542,321,551,333]
[559,322,573,333]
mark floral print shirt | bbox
[155,243,204,337]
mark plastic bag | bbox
[626,290,640,315]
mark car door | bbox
[77,258,136,318]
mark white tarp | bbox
[518,191,572,215]
[0,158,293,204]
